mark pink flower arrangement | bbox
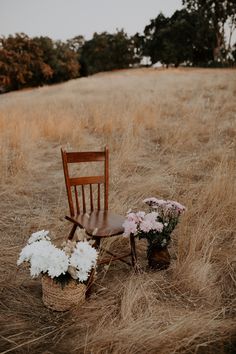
[123,211,163,237]
[123,197,186,248]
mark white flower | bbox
[17,231,98,282]
[47,248,69,278]
[17,239,69,279]
[76,270,89,282]
[17,243,35,266]
[28,230,50,244]
[18,240,51,265]
[69,241,98,282]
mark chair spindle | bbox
[90,184,94,211]
[82,185,86,213]
[97,183,100,210]
[74,185,80,214]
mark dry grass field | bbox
[0,68,235,354]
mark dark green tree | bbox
[131,33,144,64]
[183,0,236,61]
[143,10,215,66]
[143,13,169,64]
[232,42,236,62]
[67,35,85,52]
[80,30,138,75]
[161,10,196,67]
[79,32,110,75]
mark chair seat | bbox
[66,211,125,237]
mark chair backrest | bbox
[61,146,109,217]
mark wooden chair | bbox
[61,146,137,268]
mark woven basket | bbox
[42,275,86,311]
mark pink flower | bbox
[122,219,137,237]
[147,212,164,232]
[127,211,145,223]
[166,200,186,213]
[144,212,159,228]
[136,211,145,221]
[143,198,166,207]
[153,221,164,232]
[145,211,159,221]
[143,197,159,205]
[140,212,163,233]
[144,196,186,214]
[127,212,138,222]
[140,219,153,232]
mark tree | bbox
[183,0,236,61]
[130,33,144,64]
[31,36,56,84]
[143,10,215,67]
[143,13,169,64]
[52,41,80,82]
[67,35,85,52]
[0,33,80,92]
[79,30,138,75]
[190,11,215,65]
[0,33,51,91]
[162,10,196,66]
[232,42,236,62]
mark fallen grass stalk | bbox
[0,328,59,354]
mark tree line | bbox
[0,0,236,92]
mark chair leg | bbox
[68,223,78,240]
[130,234,137,268]
[86,267,96,298]
[93,237,101,250]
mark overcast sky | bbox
[0,0,182,41]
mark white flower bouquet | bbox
[123,197,186,269]
[17,230,98,310]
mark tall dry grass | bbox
[0,68,235,353]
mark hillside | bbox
[0,68,235,354]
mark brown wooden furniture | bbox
[61,146,137,268]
